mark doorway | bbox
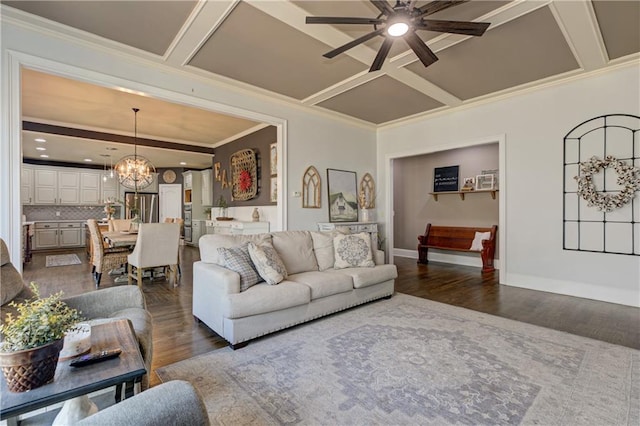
[159,184,182,223]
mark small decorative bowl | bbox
[59,323,91,361]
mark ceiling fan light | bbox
[387,22,409,37]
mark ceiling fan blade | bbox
[324,28,385,59]
[369,37,394,72]
[306,16,384,25]
[415,20,490,36]
[417,0,468,18]
[370,0,394,15]
[404,32,439,68]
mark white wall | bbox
[378,64,640,307]
[0,17,376,266]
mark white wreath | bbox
[574,155,640,212]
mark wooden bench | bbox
[417,223,497,273]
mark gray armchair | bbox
[77,380,210,426]
[0,238,153,389]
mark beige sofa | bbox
[193,230,397,348]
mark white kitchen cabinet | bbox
[59,222,83,247]
[201,169,212,206]
[184,172,193,189]
[57,171,81,204]
[34,222,59,249]
[21,165,34,205]
[34,169,58,204]
[34,168,80,205]
[33,222,84,250]
[80,172,101,204]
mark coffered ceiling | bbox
[4,1,639,166]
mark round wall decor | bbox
[163,169,176,183]
[574,155,640,212]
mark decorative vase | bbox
[361,209,374,222]
[252,208,260,222]
[0,339,64,392]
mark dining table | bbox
[102,230,138,248]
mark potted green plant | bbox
[203,207,212,220]
[216,195,231,220]
[0,283,83,392]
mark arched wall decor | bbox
[359,173,376,209]
[563,114,640,256]
[302,166,321,208]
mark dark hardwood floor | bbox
[23,247,640,387]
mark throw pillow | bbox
[248,242,288,285]
[217,243,262,292]
[333,232,375,269]
[469,231,492,251]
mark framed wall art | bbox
[327,168,358,222]
[433,165,459,192]
[475,174,495,191]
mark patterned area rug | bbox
[45,254,82,267]
[156,294,639,425]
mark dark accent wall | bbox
[212,126,276,207]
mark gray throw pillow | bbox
[218,243,262,292]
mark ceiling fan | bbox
[306,0,490,72]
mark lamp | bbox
[114,108,155,191]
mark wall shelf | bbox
[430,190,498,201]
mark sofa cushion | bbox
[286,271,353,300]
[248,242,288,285]
[199,234,272,266]
[271,231,318,274]
[224,281,311,319]
[310,230,348,271]
[327,264,398,289]
[1,239,29,306]
[218,244,262,292]
[333,232,375,269]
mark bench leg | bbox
[480,249,495,273]
[417,246,429,264]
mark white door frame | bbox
[384,134,507,281]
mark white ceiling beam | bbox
[548,0,608,71]
[164,0,240,67]
[248,0,461,107]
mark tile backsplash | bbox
[23,205,122,221]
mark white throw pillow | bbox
[333,232,375,269]
[248,242,288,285]
[469,231,492,251]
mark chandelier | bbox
[114,108,155,190]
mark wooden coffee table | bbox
[0,319,146,424]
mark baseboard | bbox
[392,248,500,270]
[505,272,640,308]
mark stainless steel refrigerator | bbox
[124,192,159,223]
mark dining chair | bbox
[108,219,133,232]
[173,218,184,276]
[127,223,181,287]
[163,217,174,223]
[87,219,130,286]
